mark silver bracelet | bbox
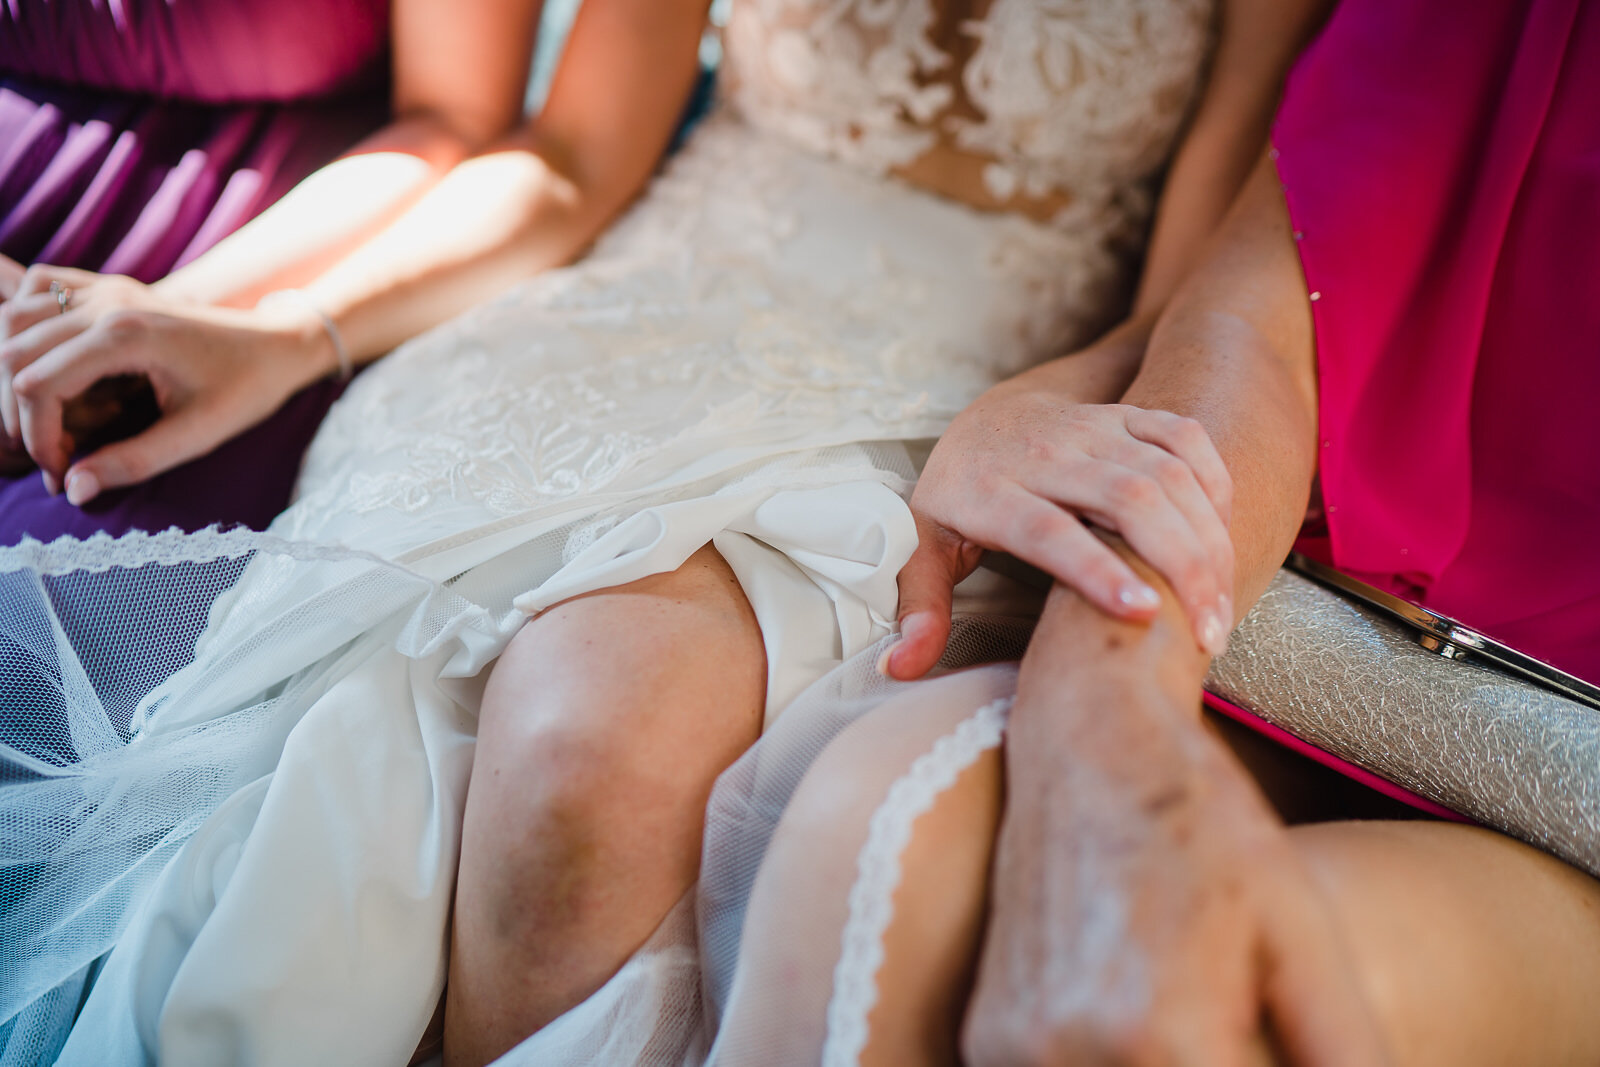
[259,289,354,382]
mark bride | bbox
[0,0,1332,1063]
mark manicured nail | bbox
[65,469,98,506]
[1117,584,1161,611]
[875,640,899,677]
[41,470,60,496]
[1199,609,1229,658]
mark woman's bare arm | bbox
[154,0,544,310]
[963,154,1386,1066]
[285,0,711,369]
[1,0,709,499]
[888,0,1335,678]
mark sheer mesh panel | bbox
[0,528,510,1062]
[496,613,1036,1066]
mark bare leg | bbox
[720,678,1600,1066]
[715,666,1014,1067]
[443,545,767,1067]
[1294,821,1600,1067]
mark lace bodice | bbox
[723,0,1214,220]
[285,0,1221,540]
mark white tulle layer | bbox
[1,444,923,1065]
[2,110,1116,1064]
[494,611,1040,1067]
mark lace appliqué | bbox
[821,695,1012,1067]
[955,0,1213,202]
[726,0,951,175]
[725,0,1213,221]
[285,117,1098,528]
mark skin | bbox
[886,0,1340,672]
[446,0,1337,1063]
[445,545,768,1065]
[0,0,710,504]
[720,659,1600,1066]
[763,50,1600,1067]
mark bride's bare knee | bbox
[473,547,766,800]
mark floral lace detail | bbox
[724,0,1214,218]
[822,695,1012,1067]
[283,1,1216,534]
[955,0,1214,200]
[725,0,951,174]
[286,116,1125,532]
[0,524,396,576]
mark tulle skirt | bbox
[0,111,1127,1063]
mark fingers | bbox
[13,262,98,300]
[13,324,137,482]
[964,481,1164,622]
[1,289,76,341]
[0,254,25,300]
[884,515,980,680]
[63,405,218,504]
[1,304,90,443]
[1091,437,1235,650]
[1124,408,1234,526]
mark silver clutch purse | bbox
[1206,554,1600,877]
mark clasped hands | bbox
[0,255,333,503]
[884,358,1387,1065]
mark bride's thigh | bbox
[715,664,1017,1067]
[1290,821,1600,1067]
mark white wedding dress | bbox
[0,2,1213,1063]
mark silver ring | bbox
[49,280,72,315]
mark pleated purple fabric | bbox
[1278,0,1600,684]
[0,0,390,543]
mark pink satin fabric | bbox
[1277,0,1600,684]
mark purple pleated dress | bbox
[0,0,391,545]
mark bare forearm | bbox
[276,0,706,379]
[1122,156,1319,610]
[1001,154,1318,899]
[154,117,477,309]
[286,133,610,364]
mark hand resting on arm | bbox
[963,152,1388,1067]
[0,0,710,504]
[886,0,1336,674]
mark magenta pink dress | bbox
[1276,0,1600,686]
[0,0,390,544]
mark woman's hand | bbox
[960,751,1388,1067]
[961,585,1387,1067]
[886,366,1236,680]
[0,255,34,475]
[965,732,1383,1067]
[0,264,333,501]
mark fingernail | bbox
[40,470,59,496]
[65,469,98,506]
[1117,584,1161,611]
[1199,609,1229,658]
[1218,594,1234,627]
[875,640,899,677]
